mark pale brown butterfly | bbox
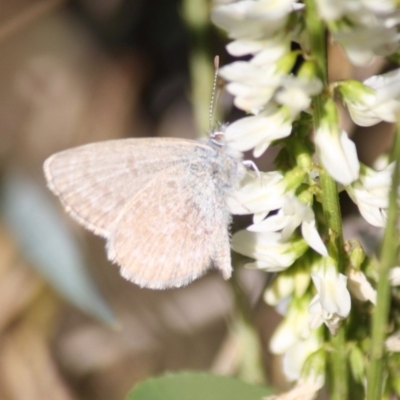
[43,132,245,289]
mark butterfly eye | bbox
[210,131,225,147]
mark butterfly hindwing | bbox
[106,166,232,288]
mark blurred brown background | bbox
[0,1,394,399]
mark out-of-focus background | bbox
[0,1,394,399]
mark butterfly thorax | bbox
[206,131,245,193]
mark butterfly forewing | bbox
[44,138,212,237]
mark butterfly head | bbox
[209,124,228,147]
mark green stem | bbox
[319,168,345,270]
[316,97,348,400]
[304,0,327,86]
[366,121,400,400]
[305,1,347,398]
[329,329,348,397]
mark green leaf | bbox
[126,372,274,400]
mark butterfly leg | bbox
[242,160,260,178]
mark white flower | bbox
[282,334,322,382]
[309,263,351,335]
[337,80,380,127]
[390,267,400,286]
[316,0,396,22]
[347,163,393,227]
[347,268,377,304]
[340,69,400,127]
[219,60,282,85]
[362,0,397,14]
[270,300,311,355]
[226,34,289,57]
[228,171,286,219]
[275,75,323,118]
[251,40,292,65]
[315,0,361,21]
[211,0,296,41]
[219,60,284,113]
[335,23,400,66]
[214,1,298,115]
[364,68,400,101]
[225,106,292,157]
[248,195,328,256]
[270,301,324,382]
[231,230,307,271]
[264,268,311,307]
[264,273,295,306]
[316,0,396,23]
[386,332,400,352]
[362,69,400,123]
[315,0,400,65]
[314,126,360,185]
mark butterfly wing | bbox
[106,166,232,289]
[43,138,205,237]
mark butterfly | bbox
[43,131,245,289]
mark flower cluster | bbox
[314,0,400,66]
[337,70,400,127]
[212,0,400,398]
[314,70,400,230]
[212,0,322,157]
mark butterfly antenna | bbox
[209,55,220,131]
